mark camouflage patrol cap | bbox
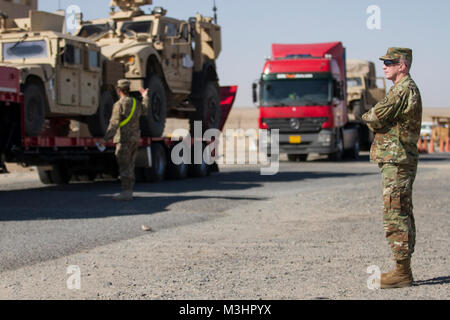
[379,47,413,64]
[117,79,130,89]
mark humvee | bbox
[0,10,115,137]
[346,60,386,120]
[76,0,222,137]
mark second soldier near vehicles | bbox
[362,48,422,289]
[101,80,150,201]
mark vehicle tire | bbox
[88,91,115,137]
[189,144,209,178]
[328,130,344,162]
[352,100,365,121]
[141,74,167,138]
[167,147,188,180]
[190,81,221,135]
[144,143,167,183]
[37,167,53,185]
[345,140,360,160]
[24,83,46,137]
[50,164,71,185]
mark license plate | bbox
[289,136,302,144]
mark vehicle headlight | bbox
[318,130,333,146]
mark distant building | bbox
[0,0,38,19]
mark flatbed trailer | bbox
[0,66,237,184]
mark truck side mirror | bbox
[252,82,258,105]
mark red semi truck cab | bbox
[253,42,358,160]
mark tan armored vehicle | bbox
[76,0,222,137]
[346,60,386,120]
[0,10,115,137]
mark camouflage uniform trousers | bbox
[115,141,139,192]
[378,161,418,260]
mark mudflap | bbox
[218,86,238,132]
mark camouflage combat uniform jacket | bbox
[362,75,422,164]
[104,95,150,144]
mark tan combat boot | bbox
[380,259,413,289]
[113,191,133,201]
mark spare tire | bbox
[88,91,115,137]
[190,81,221,136]
[140,74,167,138]
[24,83,46,137]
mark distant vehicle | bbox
[252,42,360,161]
[346,59,386,149]
[420,121,434,141]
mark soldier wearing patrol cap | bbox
[101,80,150,201]
[362,48,422,289]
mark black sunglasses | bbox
[383,60,400,66]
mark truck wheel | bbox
[144,143,167,183]
[141,74,167,138]
[50,164,71,185]
[37,167,53,185]
[352,100,365,121]
[328,130,344,162]
[190,81,221,135]
[24,83,46,137]
[88,91,115,137]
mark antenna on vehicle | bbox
[213,0,218,24]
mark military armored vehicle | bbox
[76,0,222,137]
[346,59,386,120]
[0,10,116,137]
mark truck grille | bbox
[262,117,328,133]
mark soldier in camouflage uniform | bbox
[102,80,150,201]
[362,48,422,289]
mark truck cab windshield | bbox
[260,79,331,107]
[3,40,48,60]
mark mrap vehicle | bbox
[253,42,360,161]
[76,0,223,137]
[0,66,237,184]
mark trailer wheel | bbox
[189,144,209,178]
[144,143,167,183]
[24,83,46,137]
[88,91,115,137]
[190,81,221,135]
[167,148,188,180]
[141,74,167,138]
[37,167,53,185]
[50,164,71,185]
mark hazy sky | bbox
[39,0,450,108]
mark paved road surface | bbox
[0,153,449,299]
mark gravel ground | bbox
[0,154,449,300]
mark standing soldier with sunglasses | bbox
[100,80,150,201]
[362,48,422,289]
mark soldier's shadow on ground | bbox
[413,276,450,287]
